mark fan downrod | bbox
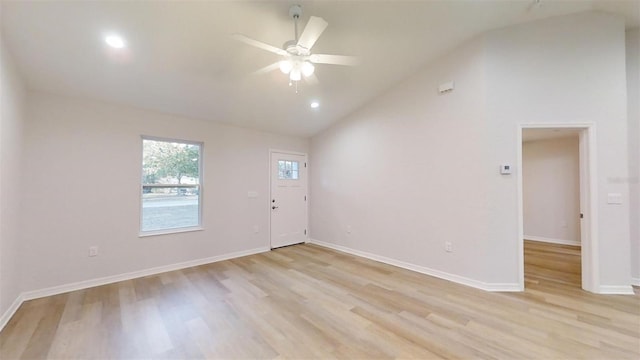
[284,5,307,55]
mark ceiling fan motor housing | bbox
[283,40,310,56]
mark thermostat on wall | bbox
[500,164,512,175]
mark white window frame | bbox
[139,135,204,237]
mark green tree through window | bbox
[143,141,199,184]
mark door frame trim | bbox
[268,149,309,249]
[517,123,598,292]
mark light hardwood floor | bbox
[1,243,638,359]
[524,240,582,288]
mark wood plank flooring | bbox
[1,243,638,359]
[524,240,582,287]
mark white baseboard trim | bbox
[309,239,521,292]
[23,246,269,301]
[524,235,580,247]
[0,246,270,332]
[597,285,636,295]
[0,293,25,332]
[632,277,640,287]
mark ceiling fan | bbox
[233,4,359,87]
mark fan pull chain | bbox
[288,80,299,93]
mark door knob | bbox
[272,206,279,209]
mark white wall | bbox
[19,91,308,293]
[311,37,492,286]
[627,28,639,284]
[485,12,630,288]
[0,37,26,320]
[523,137,580,245]
[311,12,631,291]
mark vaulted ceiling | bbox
[2,1,638,137]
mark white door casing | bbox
[517,123,598,293]
[270,151,308,249]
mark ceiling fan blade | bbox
[232,34,287,56]
[309,54,359,66]
[253,62,281,75]
[297,16,328,51]
[304,73,319,85]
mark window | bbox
[278,160,299,180]
[141,137,202,234]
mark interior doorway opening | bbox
[517,124,598,292]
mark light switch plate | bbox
[607,193,622,205]
[500,164,512,175]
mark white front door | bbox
[270,152,308,249]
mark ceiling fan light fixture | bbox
[279,59,293,74]
[233,5,359,90]
[290,68,302,81]
[302,61,315,77]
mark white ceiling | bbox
[1,1,638,138]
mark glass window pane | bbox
[141,186,199,232]
[143,139,200,185]
[142,137,202,233]
[277,160,301,180]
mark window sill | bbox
[139,226,204,238]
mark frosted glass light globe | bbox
[302,61,315,77]
[279,60,293,74]
[290,68,302,81]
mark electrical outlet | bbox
[346,225,352,234]
[445,241,453,253]
[89,246,98,257]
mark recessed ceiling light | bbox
[310,101,319,109]
[105,35,125,49]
